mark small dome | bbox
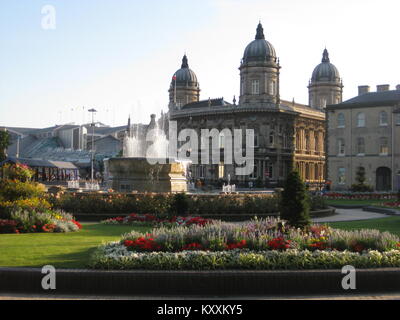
[311,49,340,82]
[243,23,277,63]
[171,55,198,86]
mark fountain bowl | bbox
[104,157,188,193]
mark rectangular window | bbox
[338,139,345,156]
[250,161,259,179]
[379,137,389,155]
[268,165,273,179]
[356,137,365,155]
[199,165,205,178]
[338,168,346,184]
[254,134,259,147]
[396,113,400,125]
[251,80,260,95]
[269,132,275,146]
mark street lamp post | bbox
[88,108,97,185]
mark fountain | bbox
[222,174,236,194]
[105,114,188,193]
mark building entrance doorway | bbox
[376,167,391,191]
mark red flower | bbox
[71,220,82,229]
[352,243,364,253]
[42,224,56,233]
[123,237,161,251]
[268,237,291,250]
[225,240,247,250]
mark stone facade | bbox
[167,23,334,188]
[326,88,400,191]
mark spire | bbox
[322,48,330,63]
[181,54,189,68]
[127,115,131,135]
[255,22,265,40]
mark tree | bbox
[280,170,311,229]
[355,166,366,184]
[0,130,11,162]
[351,167,373,192]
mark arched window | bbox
[269,80,275,95]
[338,138,345,156]
[296,132,300,150]
[305,132,310,151]
[251,80,260,94]
[219,133,225,149]
[356,137,365,155]
[379,111,388,126]
[314,163,319,180]
[337,113,345,128]
[379,137,389,155]
[357,113,366,127]
[305,163,310,180]
[314,134,319,152]
[320,98,327,109]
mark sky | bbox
[0,0,399,128]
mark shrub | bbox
[309,195,328,211]
[170,193,189,217]
[1,163,34,182]
[0,219,19,234]
[0,197,51,219]
[280,170,311,229]
[0,180,46,202]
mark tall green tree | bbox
[280,170,311,229]
[0,130,11,162]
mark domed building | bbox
[168,23,339,188]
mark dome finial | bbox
[181,54,189,68]
[322,48,330,63]
[255,22,265,40]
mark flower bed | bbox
[0,163,82,234]
[89,245,400,270]
[383,202,400,210]
[90,218,400,270]
[0,208,82,234]
[324,192,397,201]
[101,213,211,227]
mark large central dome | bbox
[311,49,340,82]
[171,55,198,86]
[243,23,277,63]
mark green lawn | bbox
[0,224,150,269]
[329,216,400,236]
[2,218,400,269]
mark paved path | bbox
[312,208,388,223]
[1,293,400,300]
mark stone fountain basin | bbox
[105,157,187,193]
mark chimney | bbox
[358,85,370,95]
[396,84,400,91]
[377,84,390,92]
